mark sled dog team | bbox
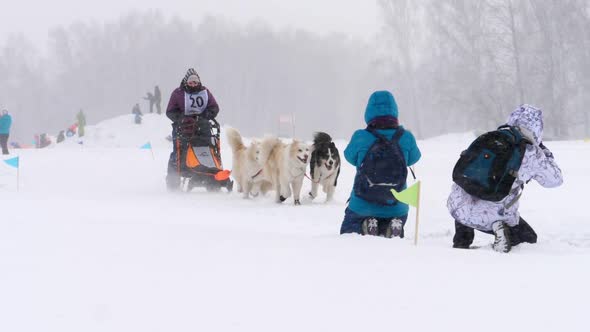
[226,128,340,205]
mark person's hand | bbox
[202,110,215,120]
[539,141,554,159]
[179,116,197,136]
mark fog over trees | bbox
[379,0,590,139]
[1,1,589,142]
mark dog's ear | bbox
[330,142,339,154]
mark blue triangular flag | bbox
[4,156,19,168]
[140,142,152,149]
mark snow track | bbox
[1,114,588,331]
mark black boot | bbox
[509,217,537,246]
[453,220,475,249]
[361,218,379,236]
[382,218,404,238]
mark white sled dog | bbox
[265,139,311,205]
[308,132,341,202]
[226,127,278,198]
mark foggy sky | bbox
[1,1,588,142]
[0,0,379,48]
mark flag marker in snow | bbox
[140,142,154,159]
[3,156,20,191]
[4,156,19,169]
[391,181,421,245]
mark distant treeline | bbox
[1,1,589,141]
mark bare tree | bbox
[376,0,590,139]
[378,0,423,137]
[0,11,379,141]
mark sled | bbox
[175,119,233,192]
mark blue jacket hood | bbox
[364,91,399,125]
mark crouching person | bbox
[448,105,563,253]
[340,91,421,238]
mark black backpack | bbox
[353,128,407,205]
[452,125,531,201]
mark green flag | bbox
[391,181,421,208]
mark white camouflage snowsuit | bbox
[447,105,563,232]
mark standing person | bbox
[39,133,51,148]
[57,130,65,143]
[165,68,220,190]
[154,85,162,114]
[447,105,563,253]
[66,123,78,137]
[0,109,12,155]
[144,92,155,113]
[340,91,421,238]
[76,109,86,137]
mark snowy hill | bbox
[1,115,589,332]
[53,113,173,149]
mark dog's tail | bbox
[313,132,333,145]
[225,127,245,153]
[260,135,281,163]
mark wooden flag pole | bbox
[414,182,421,246]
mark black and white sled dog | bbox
[308,132,340,202]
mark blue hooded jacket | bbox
[0,114,12,134]
[344,91,421,218]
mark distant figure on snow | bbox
[0,109,13,155]
[66,123,78,137]
[132,103,143,124]
[144,92,156,113]
[76,109,86,137]
[35,133,51,149]
[57,130,65,143]
[154,85,162,114]
[447,105,563,253]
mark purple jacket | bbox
[166,86,219,123]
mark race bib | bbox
[184,90,209,116]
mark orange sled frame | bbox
[176,119,233,192]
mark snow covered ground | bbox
[1,114,588,332]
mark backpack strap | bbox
[366,127,405,143]
[391,127,405,142]
[498,125,533,146]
